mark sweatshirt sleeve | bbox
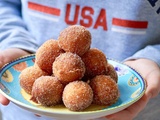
[124,44,160,67]
[0,0,39,53]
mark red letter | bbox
[65,4,80,25]
[80,6,94,28]
[94,9,107,30]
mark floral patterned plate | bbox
[0,54,146,120]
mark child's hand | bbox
[0,94,9,105]
[106,58,160,120]
[0,48,31,105]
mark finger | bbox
[145,69,160,98]
[106,94,150,120]
[0,94,10,105]
[0,52,6,68]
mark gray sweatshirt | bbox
[0,0,160,120]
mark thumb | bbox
[0,94,10,105]
[0,48,31,68]
[0,48,31,105]
[0,51,7,68]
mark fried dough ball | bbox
[81,48,108,79]
[19,65,49,94]
[63,81,93,111]
[90,75,119,106]
[31,76,64,106]
[58,25,91,56]
[106,63,118,83]
[35,39,64,74]
[52,52,85,84]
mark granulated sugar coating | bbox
[90,75,119,106]
[35,39,64,75]
[31,76,64,106]
[19,25,120,111]
[62,81,93,111]
[19,65,49,94]
[81,48,108,79]
[58,25,91,56]
[52,52,86,84]
[106,63,118,83]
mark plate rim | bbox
[0,54,146,116]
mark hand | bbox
[106,58,160,120]
[0,48,31,105]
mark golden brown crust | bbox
[90,75,119,106]
[106,63,118,83]
[35,39,64,74]
[62,81,93,111]
[81,48,108,79]
[52,52,85,84]
[19,65,49,94]
[58,25,91,56]
[31,76,64,106]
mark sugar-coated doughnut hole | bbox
[62,81,93,111]
[90,75,119,106]
[58,25,91,56]
[31,76,64,106]
[106,63,118,83]
[19,65,49,94]
[81,48,108,79]
[35,39,64,74]
[52,52,85,84]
